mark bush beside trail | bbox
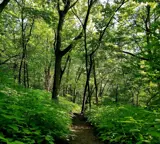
[0,74,79,144]
[86,105,160,144]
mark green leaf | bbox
[10,141,24,144]
[0,135,8,143]
[129,129,140,132]
[148,131,160,137]
[8,125,19,131]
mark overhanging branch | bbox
[0,54,20,65]
[119,50,149,61]
[61,32,83,56]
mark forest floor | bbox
[68,113,104,144]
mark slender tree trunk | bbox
[81,76,89,113]
[18,4,25,84]
[93,57,98,104]
[26,63,29,87]
[81,54,93,113]
[115,85,118,103]
[81,0,95,113]
[81,32,88,113]
[23,60,26,87]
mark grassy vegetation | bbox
[86,105,160,144]
[0,72,80,144]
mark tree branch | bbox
[70,0,79,9]
[0,54,19,65]
[99,0,126,42]
[26,18,35,43]
[61,32,83,56]
[119,50,149,61]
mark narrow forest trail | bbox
[69,113,104,144]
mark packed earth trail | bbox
[69,113,104,144]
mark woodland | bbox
[0,0,160,143]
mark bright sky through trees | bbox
[0,0,4,4]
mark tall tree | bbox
[52,0,94,99]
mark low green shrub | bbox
[86,105,160,144]
[0,78,79,143]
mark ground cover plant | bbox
[0,73,79,144]
[87,105,160,144]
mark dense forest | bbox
[0,0,160,143]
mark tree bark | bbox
[52,0,91,99]
[0,0,10,13]
[52,55,62,99]
[93,57,98,105]
[81,54,93,113]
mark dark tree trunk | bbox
[18,4,25,84]
[26,63,29,87]
[93,58,98,105]
[23,60,26,87]
[52,0,90,99]
[81,54,93,114]
[52,55,62,99]
[0,0,10,13]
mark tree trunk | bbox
[52,0,91,99]
[52,55,62,99]
[26,63,29,87]
[93,58,98,105]
[81,54,93,114]
[23,60,26,87]
[0,0,10,13]
[115,85,118,103]
[18,4,25,84]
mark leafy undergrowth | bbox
[0,73,80,144]
[86,105,160,144]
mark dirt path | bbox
[69,113,104,144]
